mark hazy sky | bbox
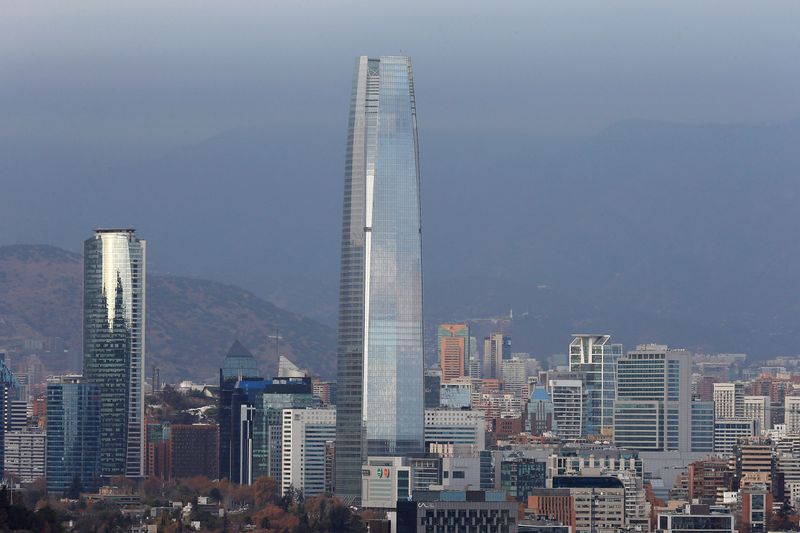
[2,1,799,143]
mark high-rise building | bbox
[438,324,469,383]
[170,424,219,480]
[335,55,425,502]
[482,333,511,380]
[252,377,318,483]
[528,386,554,435]
[0,355,21,468]
[501,357,527,400]
[613,345,691,451]
[743,395,771,434]
[713,382,744,420]
[83,228,145,478]
[4,427,45,483]
[423,409,485,451]
[690,400,716,453]
[714,419,756,454]
[568,334,622,435]
[217,340,260,481]
[784,396,800,434]
[548,378,585,440]
[45,375,100,494]
[282,408,336,497]
[468,337,481,379]
[500,458,546,502]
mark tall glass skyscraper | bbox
[83,229,145,478]
[335,56,424,501]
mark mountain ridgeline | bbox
[0,245,335,381]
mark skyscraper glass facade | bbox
[83,229,145,478]
[335,56,424,501]
[569,334,622,435]
[45,376,101,493]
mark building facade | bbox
[170,424,219,480]
[424,409,485,451]
[282,408,336,497]
[83,228,145,478]
[4,427,45,483]
[613,345,691,452]
[439,324,469,383]
[45,375,101,493]
[568,334,622,436]
[335,55,425,501]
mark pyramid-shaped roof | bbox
[226,339,254,359]
[222,340,259,380]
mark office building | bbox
[424,369,442,409]
[170,424,218,480]
[743,395,771,434]
[424,409,485,451]
[528,386,554,435]
[335,55,425,502]
[551,476,626,533]
[785,396,800,434]
[361,456,413,509]
[45,375,101,493]
[500,458,546,502]
[0,354,21,469]
[548,379,584,440]
[732,437,773,490]
[483,333,511,380]
[282,408,336,497]
[714,419,756,455]
[468,337,481,378]
[690,400,715,452]
[440,378,472,409]
[568,334,622,435]
[4,427,45,483]
[218,340,260,481]
[713,382,744,420]
[146,421,171,480]
[396,490,518,533]
[613,345,691,451]
[439,324,469,383]
[83,228,145,478]
[656,504,734,533]
[502,357,528,400]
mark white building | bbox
[613,345,692,452]
[713,383,744,420]
[785,396,800,434]
[361,456,412,509]
[4,427,45,483]
[281,408,336,497]
[439,379,473,409]
[424,409,485,451]
[714,419,756,454]
[743,396,771,434]
[549,379,584,440]
[501,357,527,400]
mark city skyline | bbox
[1,2,799,529]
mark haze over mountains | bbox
[2,119,799,363]
[0,245,335,381]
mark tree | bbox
[253,476,280,508]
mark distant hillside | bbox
[0,245,335,381]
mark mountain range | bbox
[0,245,335,381]
[2,118,800,362]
